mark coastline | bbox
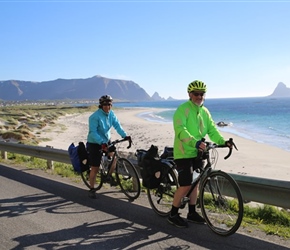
[38,108,290,181]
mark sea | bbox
[113,97,290,152]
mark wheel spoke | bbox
[200,171,243,236]
[116,158,141,200]
[147,168,179,217]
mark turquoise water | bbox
[114,97,290,152]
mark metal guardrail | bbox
[0,141,289,209]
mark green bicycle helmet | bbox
[187,80,207,93]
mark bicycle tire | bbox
[80,166,104,191]
[147,168,179,217]
[199,170,244,236]
[115,158,141,200]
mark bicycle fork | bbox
[208,175,226,207]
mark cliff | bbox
[269,82,290,98]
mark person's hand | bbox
[196,140,206,151]
[124,135,132,142]
[101,143,108,152]
[225,138,238,151]
[225,140,233,149]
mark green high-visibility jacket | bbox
[173,100,225,159]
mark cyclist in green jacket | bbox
[168,80,232,228]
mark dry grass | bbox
[0,104,95,145]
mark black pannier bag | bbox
[160,146,173,159]
[136,145,174,189]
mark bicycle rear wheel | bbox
[199,170,244,236]
[80,166,104,191]
[115,158,141,200]
[147,168,179,217]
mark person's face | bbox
[102,102,112,113]
[189,91,205,106]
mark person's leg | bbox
[167,159,192,228]
[89,166,99,189]
[87,142,102,198]
[106,152,118,186]
[189,185,198,206]
[187,175,205,224]
[167,185,191,228]
[172,186,191,209]
[187,190,206,223]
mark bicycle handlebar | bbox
[201,138,238,160]
[109,137,132,150]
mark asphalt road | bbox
[1,163,289,250]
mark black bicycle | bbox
[141,138,244,236]
[81,138,141,201]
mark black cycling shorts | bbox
[175,158,200,186]
[87,142,102,167]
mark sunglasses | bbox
[191,92,205,97]
[103,103,112,106]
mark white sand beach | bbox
[38,108,290,181]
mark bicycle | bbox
[81,137,141,201]
[138,138,244,236]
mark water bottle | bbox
[192,169,200,183]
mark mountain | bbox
[0,75,152,102]
[151,92,165,101]
[269,82,290,97]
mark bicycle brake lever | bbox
[224,138,238,159]
[232,141,238,151]
[127,139,132,149]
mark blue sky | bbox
[1,1,290,99]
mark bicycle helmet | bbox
[99,95,113,104]
[187,80,207,93]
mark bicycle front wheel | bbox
[80,166,104,191]
[115,158,141,200]
[199,170,244,236]
[147,168,179,217]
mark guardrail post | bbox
[1,150,7,160]
[46,145,54,170]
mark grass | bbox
[242,204,290,239]
[0,104,97,145]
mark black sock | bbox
[170,205,179,217]
[188,204,196,214]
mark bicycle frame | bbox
[180,154,212,207]
[100,137,132,178]
[101,150,117,179]
[180,138,237,208]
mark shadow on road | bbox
[1,164,289,250]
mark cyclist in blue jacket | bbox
[87,95,130,199]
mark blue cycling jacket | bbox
[87,108,127,145]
